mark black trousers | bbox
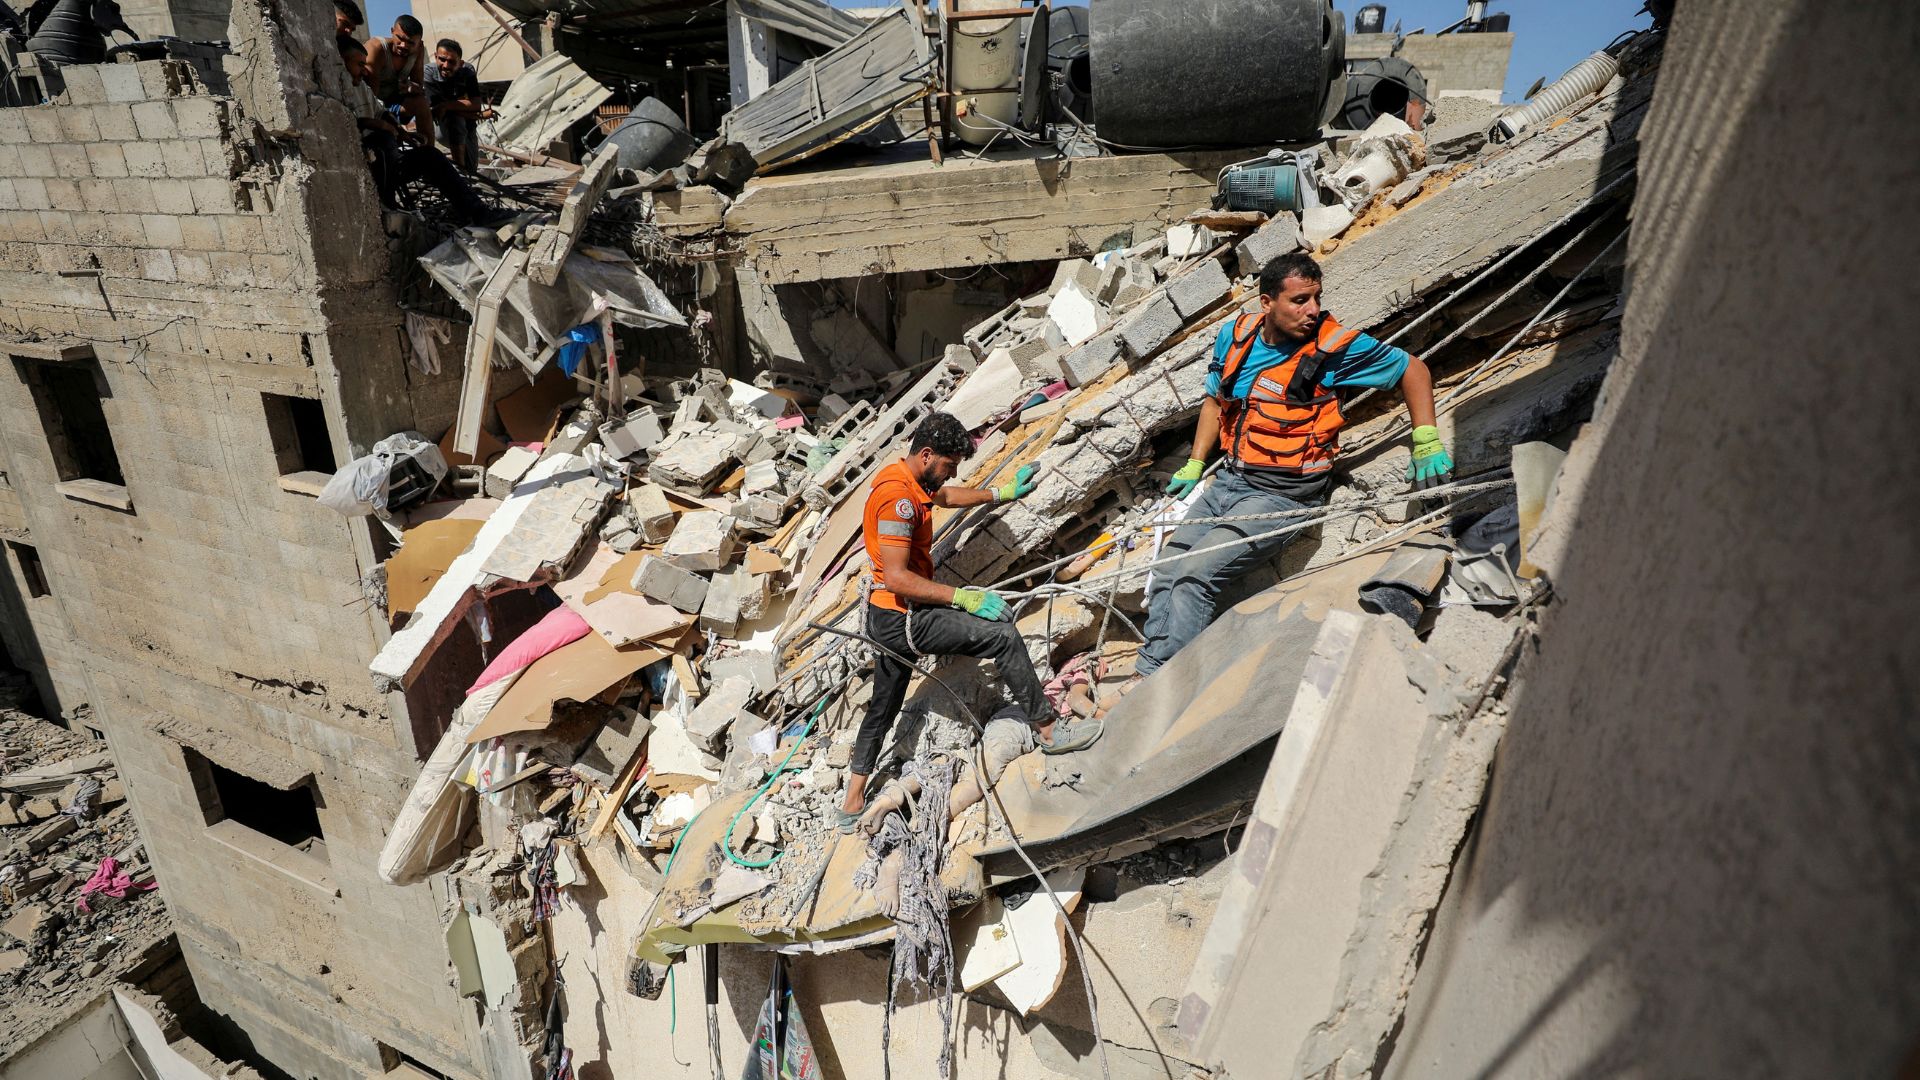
[852,603,1051,777]
[360,127,486,224]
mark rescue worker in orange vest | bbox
[839,412,1104,831]
[1132,253,1452,680]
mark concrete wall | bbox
[410,0,533,85]
[0,2,490,1077]
[1347,31,1512,102]
[0,994,145,1080]
[1380,3,1920,1076]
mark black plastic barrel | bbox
[1048,4,1093,122]
[27,0,108,65]
[1090,0,1343,148]
[599,97,698,175]
[1335,56,1426,130]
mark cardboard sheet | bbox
[467,631,665,743]
[557,541,695,647]
[387,519,487,617]
[498,366,578,443]
[441,423,506,469]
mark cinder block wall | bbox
[1347,32,1514,101]
[0,3,486,1077]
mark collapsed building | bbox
[1,0,1916,1078]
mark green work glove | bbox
[952,587,1010,622]
[1408,425,1455,491]
[1165,458,1205,499]
[993,464,1040,503]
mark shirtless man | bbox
[364,14,431,143]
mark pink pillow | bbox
[466,604,591,696]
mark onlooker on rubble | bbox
[365,14,432,141]
[839,412,1103,831]
[333,0,361,35]
[1130,253,1453,684]
[426,39,493,174]
[337,34,494,226]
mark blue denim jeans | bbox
[1135,468,1321,676]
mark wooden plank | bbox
[452,245,529,460]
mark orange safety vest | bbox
[1217,312,1360,475]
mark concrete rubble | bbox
[4,3,1839,1079]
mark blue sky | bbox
[364,0,1651,104]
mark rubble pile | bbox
[325,15,1662,1078]
[0,707,168,1057]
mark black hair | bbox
[393,13,422,36]
[436,38,462,57]
[333,0,362,26]
[1259,253,1323,297]
[335,32,366,58]
[909,412,972,459]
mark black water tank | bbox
[1355,4,1386,34]
[1091,0,1342,147]
[599,97,697,174]
[1048,4,1093,123]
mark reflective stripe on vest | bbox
[1217,312,1361,475]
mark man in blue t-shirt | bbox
[1131,253,1452,681]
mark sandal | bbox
[834,807,863,834]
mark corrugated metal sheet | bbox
[719,7,930,171]
[489,0,859,49]
[486,51,614,154]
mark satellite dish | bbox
[1018,1,1051,132]
[1524,75,1546,99]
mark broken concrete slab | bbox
[662,511,736,573]
[1167,223,1218,258]
[479,456,619,587]
[1062,329,1125,389]
[599,410,665,460]
[1179,610,1507,1080]
[648,432,741,495]
[528,152,619,287]
[1045,281,1104,348]
[1302,204,1356,248]
[697,567,749,636]
[682,676,755,754]
[630,555,709,614]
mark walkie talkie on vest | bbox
[1285,311,1333,404]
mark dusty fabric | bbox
[858,757,959,1080]
[404,310,452,375]
[77,857,155,912]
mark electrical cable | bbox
[721,695,830,868]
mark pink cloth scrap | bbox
[466,604,591,696]
[77,857,155,912]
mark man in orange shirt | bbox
[840,413,1102,830]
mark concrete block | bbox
[598,410,664,459]
[682,676,755,753]
[483,445,539,499]
[742,459,781,495]
[84,143,128,178]
[1167,258,1234,321]
[697,567,748,636]
[662,511,735,573]
[99,63,146,103]
[1046,258,1091,296]
[1005,339,1064,384]
[1062,329,1124,389]
[57,107,100,142]
[60,66,108,105]
[1116,291,1184,363]
[1235,213,1306,277]
[171,97,225,138]
[93,104,137,142]
[628,484,676,542]
[630,555,709,613]
[130,101,176,140]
